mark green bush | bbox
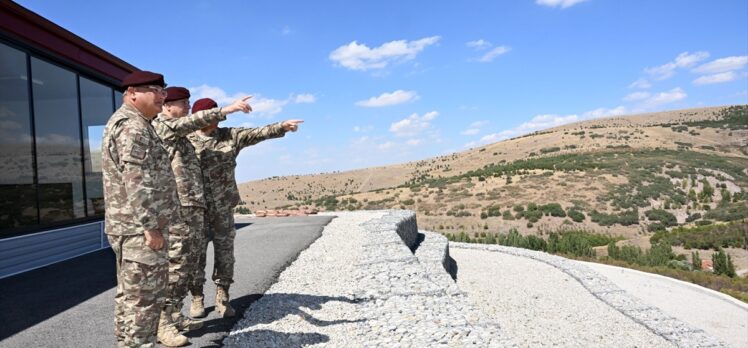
[645,209,677,227]
[567,209,585,222]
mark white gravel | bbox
[579,261,748,348]
[450,248,675,348]
[224,211,385,347]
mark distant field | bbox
[238,104,748,280]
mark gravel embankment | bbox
[224,211,516,347]
[224,211,381,347]
[580,261,748,348]
[450,248,674,347]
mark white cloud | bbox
[190,84,314,118]
[461,128,480,135]
[251,98,288,117]
[353,125,373,132]
[623,91,651,101]
[355,90,419,107]
[645,51,709,80]
[536,0,588,9]
[466,39,491,50]
[693,72,736,85]
[629,78,651,89]
[460,120,489,135]
[692,56,748,74]
[641,87,687,108]
[406,139,422,146]
[329,36,440,71]
[389,111,438,137]
[467,113,578,147]
[293,94,316,103]
[583,106,627,119]
[378,141,396,150]
[477,46,511,62]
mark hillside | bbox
[238,105,748,274]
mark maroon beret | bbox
[121,70,165,88]
[192,98,218,113]
[164,87,190,102]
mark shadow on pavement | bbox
[0,248,116,340]
[209,293,364,347]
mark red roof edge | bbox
[0,0,138,83]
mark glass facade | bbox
[0,41,118,238]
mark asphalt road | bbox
[0,215,334,348]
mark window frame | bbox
[0,37,122,239]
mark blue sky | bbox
[17,0,748,182]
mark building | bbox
[0,0,136,278]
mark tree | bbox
[691,251,702,270]
[712,248,736,277]
[700,179,714,202]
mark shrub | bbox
[645,209,677,227]
[567,209,585,222]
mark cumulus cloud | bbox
[293,94,316,103]
[623,91,651,101]
[329,36,440,71]
[466,39,492,50]
[389,111,438,137]
[641,87,687,108]
[477,46,511,63]
[190,84,314,118]
[583,106,627,119]
[536,0,589,9]
[466,113,578,147]
[355,90,419,107]
[693,72,736,85]
[692,56,748,74]
[645,51,709,80]
[628,78,652,89]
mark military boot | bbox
[215,286,236,317]
[190,294,206,318]
[172,309,204,332]
[157,307,189,347]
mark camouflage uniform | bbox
[151,108,225,318]
[188,123,286,292]
[102,103,180,347]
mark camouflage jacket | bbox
[188,123,286,211]
[102,104,180,236]
[152,108,226,209]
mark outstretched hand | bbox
[282,119,304,132]
[223,96,253,115]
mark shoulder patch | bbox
[130,144,146,160]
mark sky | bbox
[16,0,748,182]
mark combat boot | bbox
[215,286,236,317]
[157,307,189,347]
[172,309,204,332]
[190,294,206,318]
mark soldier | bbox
[151,87,253,346]
[102,71,176,347]
[187,98,303,318]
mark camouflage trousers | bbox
[108,233,168,348]
[190,206,236,294]
[165,206,205,309]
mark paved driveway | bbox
[0,215,334,348]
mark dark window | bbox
[30,57,85,224]
[114,90,123,108]
[0,43,38,232]
[80,77,113,216]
